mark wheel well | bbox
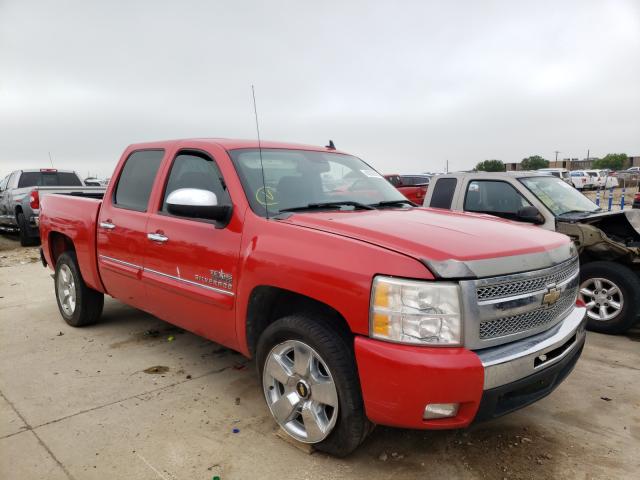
[14,205,23,219]
[49,232,75,267]
[245,286,353,357]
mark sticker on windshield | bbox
[360,169,383,179]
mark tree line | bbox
[475,154,630,172]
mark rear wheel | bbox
[17,212,38,246]
[55,252,104,327]
[579,261,640,334]
[257,315,371,456]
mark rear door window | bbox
[429,178,457,209]
[113,150,164,212]
[17,171,83,188]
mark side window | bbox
[464,180,531,219]
[113,150,164,212]
[161,152,231,214]
[430,178,457,209]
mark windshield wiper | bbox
[558,209,600,216]
[369,199,417,208]
[279,201,375,213]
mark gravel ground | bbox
[0,234,638,479]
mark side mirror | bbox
[166,188,232,226]
[517,206,544,225]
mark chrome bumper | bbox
[477,306,586,390]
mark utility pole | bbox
[554,151,560,163]
[446,159,449,173]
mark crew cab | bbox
[384,174,430,204]
[424,171,640,334]
[39,139,586,456]
[0,169,105,245]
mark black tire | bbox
[257,315,371,457]
[579,261,640,334]
[54,251,104,327]
[17,212,38,246]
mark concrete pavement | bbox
[1,238,638,479]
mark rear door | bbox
[142,148,241,347]
[97,149,165,309]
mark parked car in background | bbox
[38,138,585,456]
[424,171,640,334]
[0,169,105,245]
[538,168,572,186]
[569,170,591,190]
[84,177,110,187]
[633,192,640,209]
[383,174,430,204]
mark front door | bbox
[142,149,241,347]
[97,149,165,310]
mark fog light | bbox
[423,403,459,420]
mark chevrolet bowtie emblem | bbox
[542,287,561,306]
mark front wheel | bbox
[257,315,371,456]
[579,261,640,334]
[55,251,104,327]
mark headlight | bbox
[370,276,462,346]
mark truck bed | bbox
[39,194,105,292]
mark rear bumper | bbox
[354,306,586,429]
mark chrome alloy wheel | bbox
[579,277,623,322]
[57,264,76,316]
[262,340,339,443]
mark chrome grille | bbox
[460,256,580,350]
[479,291,576,339]
[476,257,579,301]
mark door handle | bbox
[99,221,116,230]
[147,232,169,243]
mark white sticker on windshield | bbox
[361,169,383,179]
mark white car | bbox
[584,169,619,189]
[570,170,592,190]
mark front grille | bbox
[476,257,579,301]
[479,291,576,339]
[460,256,581,349]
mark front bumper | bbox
[354,305,586,429]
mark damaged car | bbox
[424,171,640,334]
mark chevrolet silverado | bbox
[39,139,586,456]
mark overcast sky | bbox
[1,0,639,178]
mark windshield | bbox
[520,176,600,216]
[230,149,407,216]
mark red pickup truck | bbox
[384,174,430,204]
[39,139,586,456]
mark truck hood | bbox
[279,207,570,277]
[557,209,640,232]
[556,209,640,259]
